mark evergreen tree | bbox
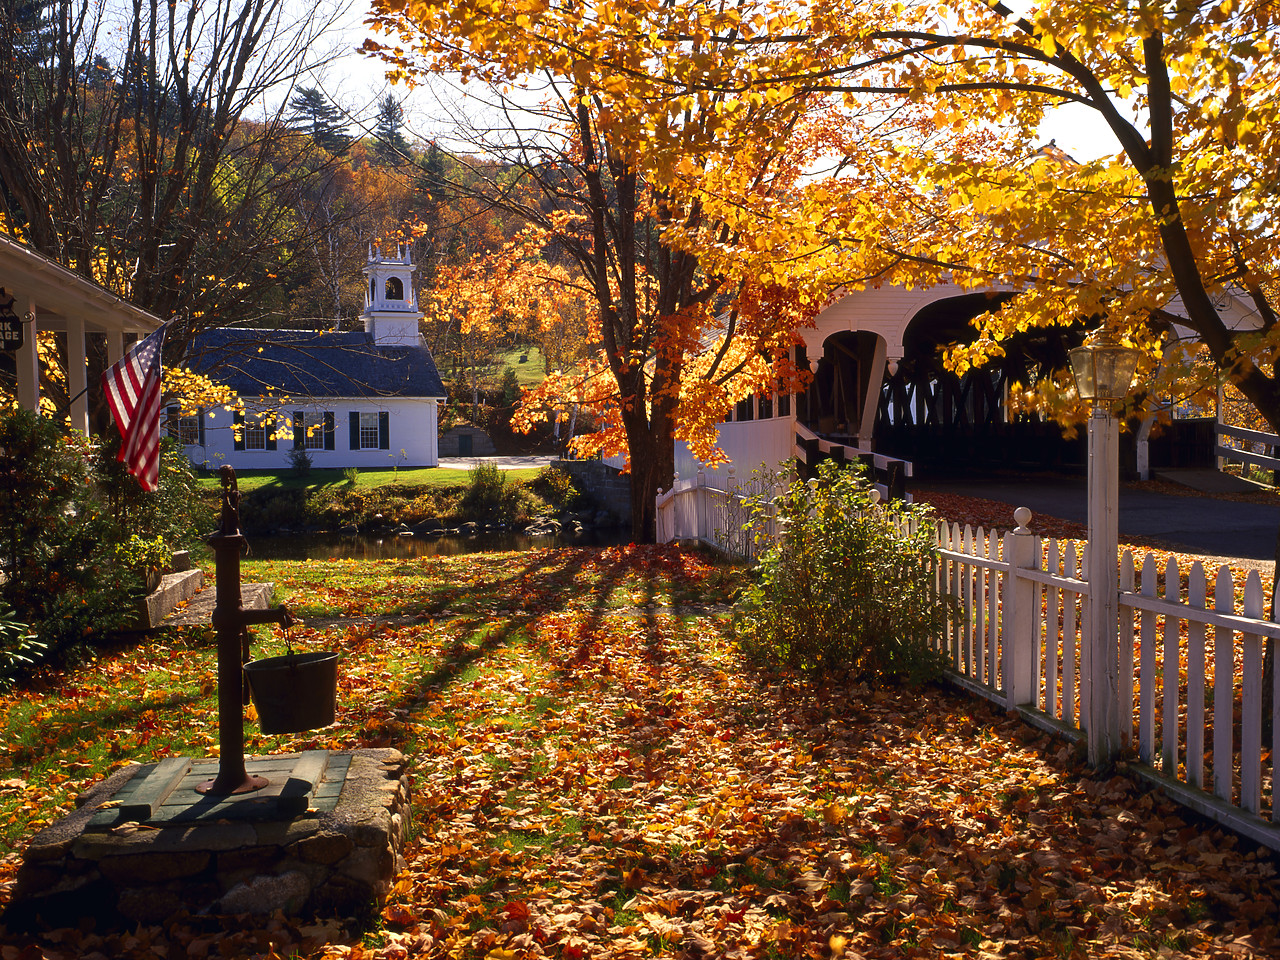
[418,140,448,205]
[372,94,410,165]
[287,86,349,155]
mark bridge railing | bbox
[654,468,781,561]
[793,423,912,501]
[1216,422,1280,476]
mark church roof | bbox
[186,328,447,400]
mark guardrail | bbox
[793,423,912,501]
[1216,422,1280,474]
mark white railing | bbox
[794,422,912,502]
[935,508,1280,851]
[655,468,781,560]
[1216,422,1280,474]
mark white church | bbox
[180,247,447,471]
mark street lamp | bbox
[1069,325,1140,766]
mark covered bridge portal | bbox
[788,285,1213,479]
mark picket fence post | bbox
[696,469,706,544]
[655,487,663,543]
[1004,507,1037,710]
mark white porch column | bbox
[106,329,124,367]
[1135,414,1156,481]
[67,315,88,434]
[15,297,39,412]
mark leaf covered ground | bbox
[1,544,1279,959]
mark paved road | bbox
[915,477,1280,563]
[437,455,555,471]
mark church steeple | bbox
[361,245,422,346]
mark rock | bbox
[219,870,311,915]
[290,832,355,865]
[460,522,479,535]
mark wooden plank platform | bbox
[86,750,348,830]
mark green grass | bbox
[494,346,548,388]
[195,465,543,494]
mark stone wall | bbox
[551,459,631,523]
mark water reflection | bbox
[244,528,632,561]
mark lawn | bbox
[2,544,1280,959]
[196,465,544,494]
[495,345,549,389]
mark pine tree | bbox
[372,94,410,165]
[287,86,350,155]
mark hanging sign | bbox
[0,289,22,352]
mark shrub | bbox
[288,445,313,477]
[733,459,949,685]
[459,462,529,523]
[114,534,171,588]
[95,436,207,547]
[529,466,583,513]
[0,602,42,689]
[0,409,141,663]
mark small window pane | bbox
[359,412,380,449]
[299,412,326,449]
[245,418,266,450]
[178,415,200,445]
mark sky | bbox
[303,5,1125,162]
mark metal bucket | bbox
[243,651,340,734]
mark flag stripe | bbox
[102,325,166,492]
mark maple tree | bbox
[368,0,1278,443]
[366,19,818,539]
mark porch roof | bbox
[0,234,161,335]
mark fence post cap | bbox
[1013,506,1032,533]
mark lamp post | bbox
[1069,326,1140,766]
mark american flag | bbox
[102,325,167,492]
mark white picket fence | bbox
[659,481,1280,850]
[936,509,1280,851]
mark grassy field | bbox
[495,345,548,388]
[195,465,544,494]
[2,544,1279,958]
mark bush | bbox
[529,466,583,513]
[288,446,313,477]
[459,462,521,523]
[95,436,207,547]
[734,459,949,685]
[0,409,141,667]
[0,602,42,689]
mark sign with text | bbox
[0,288,21,351]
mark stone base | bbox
[135,568,205,629]
[4,749,409,931]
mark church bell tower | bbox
[362,245,422,347]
